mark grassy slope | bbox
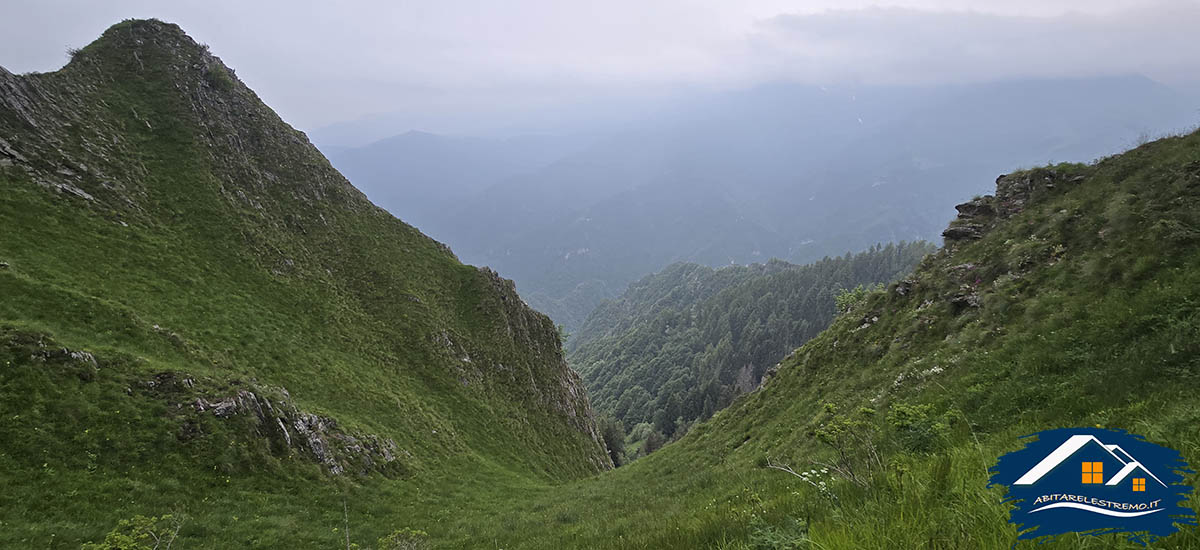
[436,131,1200,548]
[0,19,608,548]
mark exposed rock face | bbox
[0,19,374,245]
[942,222,986,242]
[994,170,1085,217]
[12,337,104,381]
[949,287,982,311]
[6,328,406,477]
[941,196,996,244]
[932,165,1091,315]
[130,371,406,476]
[943,167,1087,246]
[953,196,995,218]
[734,363,757,394]
[757,363,780,390]
[473,267,613,470]
[0,50,174,216]
[190,385,403,476]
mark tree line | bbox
[569,241,935,463]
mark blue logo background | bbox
[989,427,1196,544]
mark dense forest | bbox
[568,241,935,461]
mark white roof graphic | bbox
[1013,434,1167,488]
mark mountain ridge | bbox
[1,19,611,546]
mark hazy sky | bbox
[3,0,1198,135]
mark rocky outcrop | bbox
[474,266,613,471]
[141,372,406,476]
[5,330,404,476]
[942,195,997,244]
[734,363,758,394]
[191,385,403,476]
[0,59,153,216]
[994,169,1085,217]
[953,196,995,218]
[949,287,982,311]
[931,166,1092,316]
[943,167,1088,246]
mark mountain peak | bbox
[86,18,203,62]
[2,21,614,535]
[61,18,245,103]
[1,17,366,224]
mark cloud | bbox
[746,2,1200,86]
[2,0,1196,133]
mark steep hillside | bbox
[0,19,608,548]
[568,242,933,449]
[433,129,1200,548]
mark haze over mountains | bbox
[326,75,1196,330]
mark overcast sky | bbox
[3,0,1198,136]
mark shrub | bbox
[886,403,948,453]
[641,430,666,456]
[598,415,627,466]
[811,403,882,487]
[628,422,656,441]
[205,64,235,91]
[81,514,184,550]
[834,284,881,314]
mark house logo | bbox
[990,428,1196,544]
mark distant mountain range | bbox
[326,76,1197,330]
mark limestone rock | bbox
[188,384,403,476]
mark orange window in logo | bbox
[1081,462,1103,484]
[1133,478,1146,492]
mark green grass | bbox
[1,19,608,549]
